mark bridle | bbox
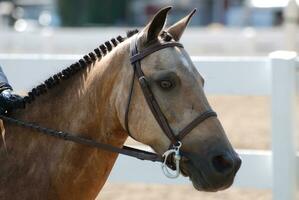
[125,34,217,177]
[0,33,217,179]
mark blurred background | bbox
[0,0,298,200]
[0,0,298,55]
[0,0,294,27]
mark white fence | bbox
[0,28,298,56]
[0,53,298,200]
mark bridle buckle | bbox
[138,76,148,88]
[161,141,182,178]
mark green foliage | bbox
[57,0,129,26]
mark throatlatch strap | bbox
[124,65,136,139]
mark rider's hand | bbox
[0,89,24,114]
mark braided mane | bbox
[22,29,139,106]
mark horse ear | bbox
[166,9,197,41]
[141,6,172,45]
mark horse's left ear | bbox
[141,6,172,45]
[166,9,197,41]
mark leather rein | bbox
[0,34,217,178]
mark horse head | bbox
[117,7,241,191]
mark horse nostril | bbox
[211,154,234,175]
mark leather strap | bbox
[124,64,136,139]
[0,114,163,162]
[126,34,217,147]
[127,36,180,144]
[130,42,184,64]
[177,110,217,141]
[135,64,178,144]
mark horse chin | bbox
[179,162,233,192]
[179,163,212,191]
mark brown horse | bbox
[0,7,241,199]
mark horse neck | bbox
[2,41,130,199]
[14,53,128,147]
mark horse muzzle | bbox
[179,150,241,191]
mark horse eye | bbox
[159,80,174,90]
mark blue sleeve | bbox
[0,66,12,91]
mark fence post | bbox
[270,51,298,200]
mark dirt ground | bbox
[97,96,294,200]
[98,184,272,200]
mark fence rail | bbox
[0,53,297,199]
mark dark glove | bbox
[0,89,24,114]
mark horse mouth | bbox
[179,158,235,192]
